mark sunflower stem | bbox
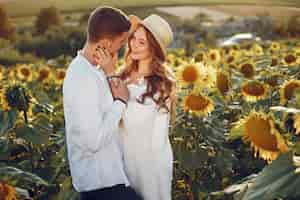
[23,110,28,124]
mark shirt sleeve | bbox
[67,73,126,154]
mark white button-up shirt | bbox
[63,53,130,192]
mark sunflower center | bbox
[244,116,278,151]
[39,69,49,80]
[284,82,300,100]
[21,68,30,77]
[210,53,216,61]
[227,56,234,63]
[240,63,254,78]
[266,75,279,87]
[271,44,279,50]
[57,71,65,80]
[284,54,296,64]
[185,94,209,111]
[242,83,265,96]
[182,66,198,82]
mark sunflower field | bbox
[1,39,300,200]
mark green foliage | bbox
[0,46,37,66]
[0,6,16,41]
[35,6,62,34]
[16,26,85,59]
[241,152,300,200]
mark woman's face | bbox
[129,26,152,61]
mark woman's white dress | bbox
[119,78,173,200]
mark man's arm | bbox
[68,74,126,153]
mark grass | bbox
[2,0,300,17]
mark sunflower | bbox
[0,88,11,111]
[207,49,221,65]
[283,52,297,66]
[294,114,300,135]
[229,49,243,58]
[7,67,16,80]
[0,182,17,200]
[16,64,33,82]
[237,111,288,162]
[295,46,300,57]
[280,79,300,105]
[166,53,176,65]
[182,92,214,117]
[197,42,206,49]
[225,54,236,65]
[252,43,264,56]
[239,61,255,78]
[241,81,269,102]
[36,66,53,83]
[216,71,231,95]
[193,51,207,63]
[0,84,30,112]
[265,73,282,88]
[54,68,66,85]
[197,63,217,90]
[176,62,202,86]
[269,41,281,54]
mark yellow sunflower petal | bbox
[0,182,17,200]
[280,79,300,105]
[182,92,214,117]
[294,114,300,135]
[240,111,288,162]
[241,81,269,102]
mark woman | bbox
[118,14,176,200]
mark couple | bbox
[63,6,176,200]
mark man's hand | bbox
[109,78,129,103]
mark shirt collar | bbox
[77,50,106,77]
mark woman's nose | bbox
[132,41,138,49]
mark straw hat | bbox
[129,14,174,61]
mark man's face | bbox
[109,31,129,54]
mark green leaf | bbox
[0,109,18,135]
[0,166,49,188]
[241,152,300,200]
[180,149,209,171]
[15,124,49,145]
[228,123,244,141]
[51,176,79,200]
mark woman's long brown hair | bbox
[119,25,177,126]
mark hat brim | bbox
[128,15,167,62]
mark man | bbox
[63,6,141,200]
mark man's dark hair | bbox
[87,6,131,43]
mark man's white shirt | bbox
[63,53,129,192]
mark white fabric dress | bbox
[119,78,173,200]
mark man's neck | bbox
[81,44,97,66]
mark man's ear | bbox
[99,38,112,49]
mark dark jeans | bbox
[80,184,143,200]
